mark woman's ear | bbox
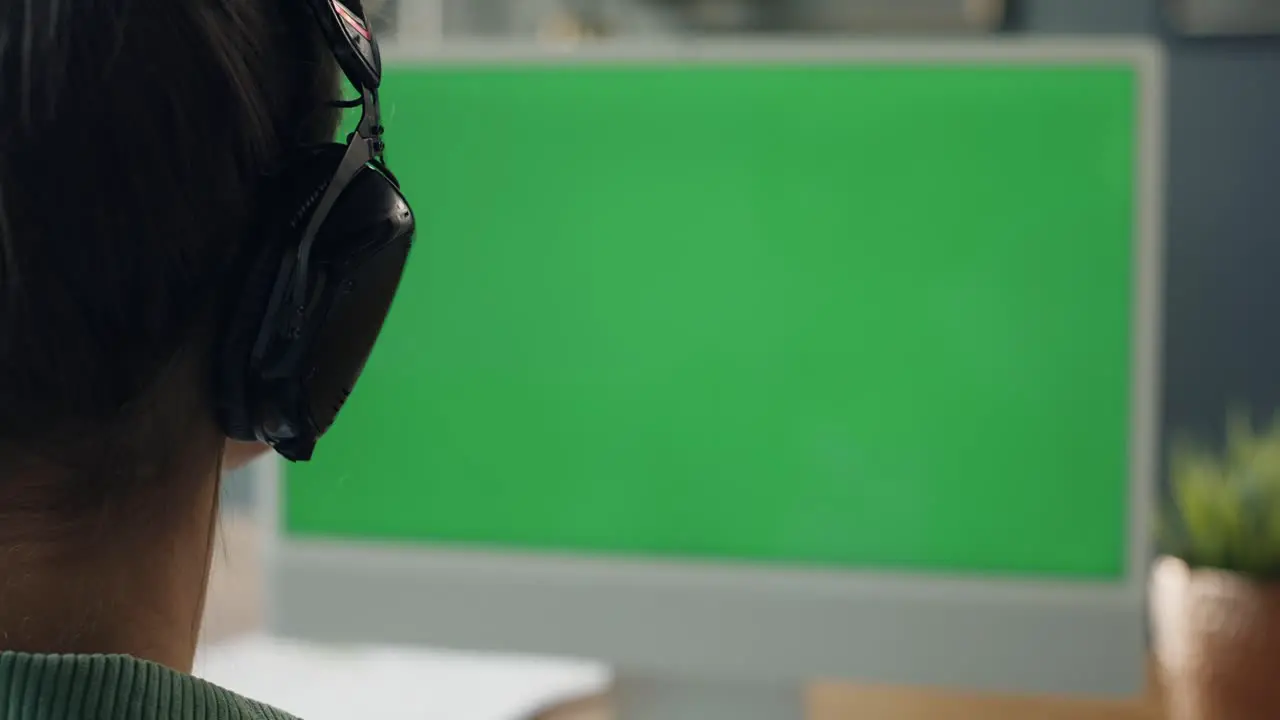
[223,440,272,471]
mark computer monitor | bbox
[261,37,1164,719]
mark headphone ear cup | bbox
[370,157,400,188]
[216,144,349,441]
[217,239,287,441]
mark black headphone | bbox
[216,0,415,462]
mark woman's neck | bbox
[0,473,219,673]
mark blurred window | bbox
[371,0,1007,42]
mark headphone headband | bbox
[307,0,382,92]
[291,0,386,314]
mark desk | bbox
[536,669,1166,720]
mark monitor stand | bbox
[613,671,803,720]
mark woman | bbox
[0,0,408,716]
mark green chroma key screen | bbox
[286,60,1138,579]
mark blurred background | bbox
[208,1,1280,718]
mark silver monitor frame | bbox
[258,37,1165,700]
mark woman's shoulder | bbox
[233,695,304,720]
[0,652,301,720]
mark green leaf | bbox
[1166,409,1280,576]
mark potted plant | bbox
[1151,411,1280,719]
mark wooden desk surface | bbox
[535,669,1165,720]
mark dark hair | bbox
[0,0,339,529]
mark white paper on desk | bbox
[193,633,611,720]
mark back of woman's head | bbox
[0,0,338,529]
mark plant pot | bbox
[1150,555,1280,719]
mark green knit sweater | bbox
[0,653,294,720]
